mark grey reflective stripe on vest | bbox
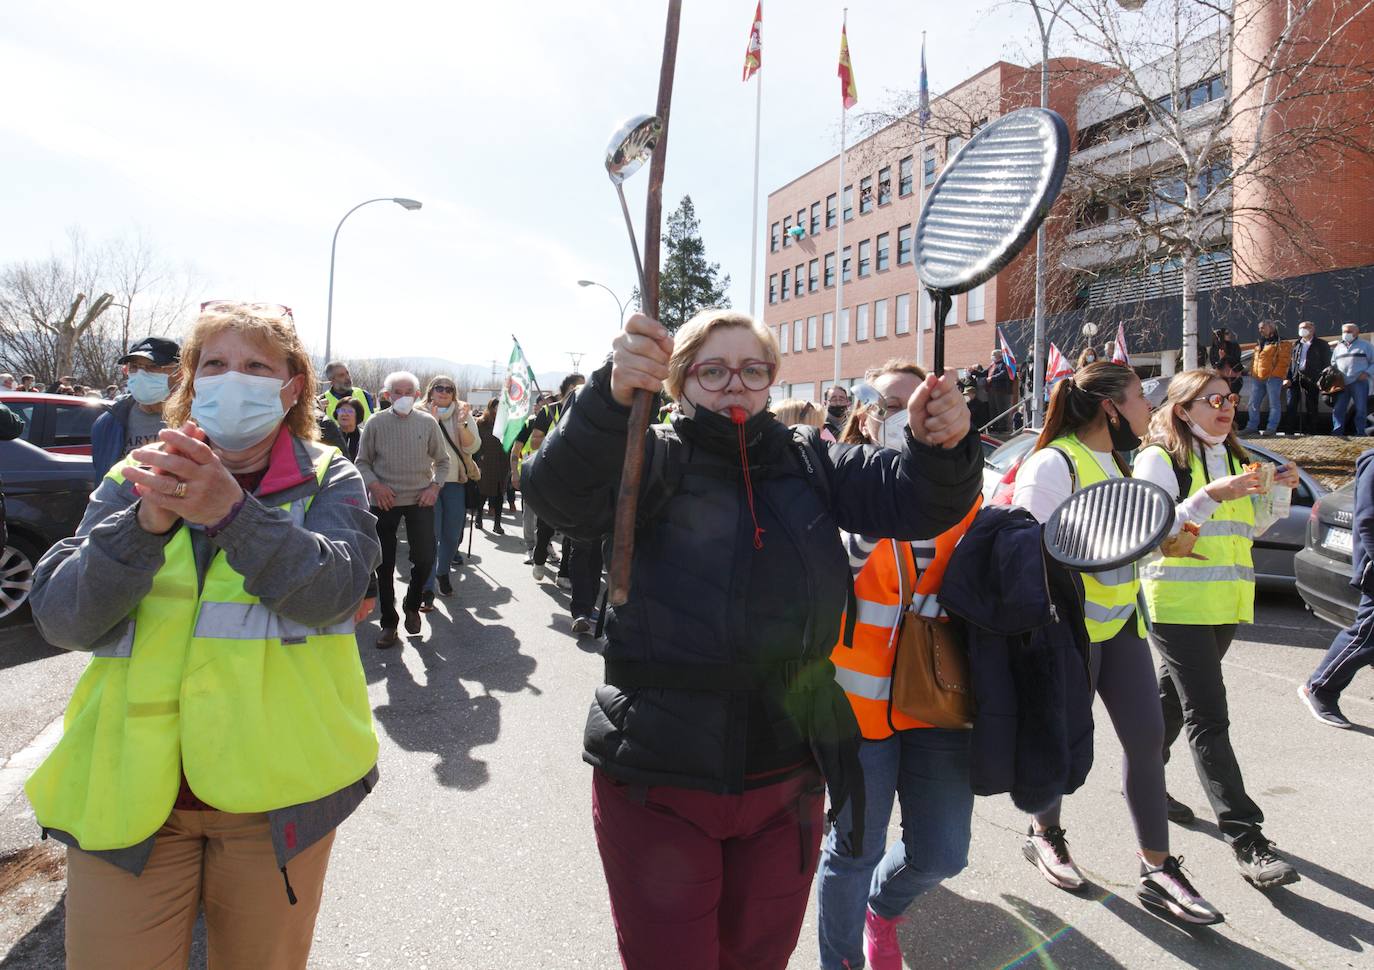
[1083,600,1136,624]
[92,619,136,659]
[193,602,354,644]
[854,597,901,629]
[1089,564,1136,587]
[1140,564,1256,584]
[833,665,892,702]
[1198,520,1254,539]
[910,591,944,619]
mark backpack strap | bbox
[1047,445,1079,493]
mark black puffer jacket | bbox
[524,363,983,796]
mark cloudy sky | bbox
[1,0,1042,381]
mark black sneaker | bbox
[1138,856,1224,925]
[404,609,422,635]
[1298,684,1353,728]
[571,615,592,636]
[376,628,400,649]
[1234,835,1300,890]
[452,552,464,567]
[438,575,453,596]
[1167,793,1196,824]
[419,590,436,613]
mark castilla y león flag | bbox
[838,24,858,109]
[742,2,762,81]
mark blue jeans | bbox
[815,729,973,970]
[1245,377,1283,432]
[1333,377,1370,434]
[426,482,467,591]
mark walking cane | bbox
[605,0,682,607]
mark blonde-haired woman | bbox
[26,302,381,970]
[1135,369,1301,890]
[772,397,824,430]
[418,374,479,602]
[524,309,981,969]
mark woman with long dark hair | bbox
[474,398,510,534]
[1012,362,1225,926]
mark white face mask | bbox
[877,410,908,447]
[436,403,455,418]
[191,371,288,452]
[1299,328,1313,339]
[1185,417,1228,447]
[391,395,416,415]
[127,369,170,405]
[1344,332,1358,344]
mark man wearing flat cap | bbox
[90,336,182,481]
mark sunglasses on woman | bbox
[687,360,776,392]
[1191,392,1240,410]
[431,385,456,394]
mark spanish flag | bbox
[838,23,858,109]
[742,2,762,82]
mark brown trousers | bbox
[65,810,335,970]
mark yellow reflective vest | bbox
[1139,443,1256,626]
[26,448,378,852]
[325,386,373,422]
[1048,434,1143,643]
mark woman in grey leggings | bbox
[1010,364,1224,925]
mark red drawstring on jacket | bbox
[728,406,765,550]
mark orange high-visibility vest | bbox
[830,499,980,740]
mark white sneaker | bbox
[532,563,548,581]
[1022,826,1085,891]
[1138,856,1224,925]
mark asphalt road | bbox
[1,516,1372,969]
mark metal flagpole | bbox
[916,121,928,368]
[748,70,763,317]
[832,13,849,386]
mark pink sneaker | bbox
[863,907,905,970]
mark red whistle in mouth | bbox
[727,406,748,425]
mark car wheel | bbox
[0,535,39,622]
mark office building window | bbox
[779,321,789,351]
[840,307,850,344]
[923,147,936,186]
[897,224,913,265]
[797,208,806,233]
[794,264,805,298]
[967,283,986,321]
[842,246,852,283]
[810,202,821,235]
[824,252,836,287]
[843,185,854,221]
[858,240,871,278]
[859,176,874,214]
[780,268,790,300]
[809,259,820,292]
[856,303,870,341]
[878,166,892,205]
[769,274,778,304]
[793,320,804,353]
[896,293,911,334]
[807,316,818,350]
[826,193,837,228]
[875,298,889,337]
[782,216,792,247]
[876,233,890,272]
[823,311,835,347]
[899,155,913,196]
[944,134,964,167]
[770,222,780,252]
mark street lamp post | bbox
[577,279,628,326]
[325,197,422,364]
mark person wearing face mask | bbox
[1076,347,1098,369]
[1135,370,1301,890]
[417,375,479,604]
[523,309,981,969]
[815,359,981,970]
[1331,323,1374,435]
[356,371,450,647]
[90,336,182,482]
[1242,321,1291,437]
[25,302,381,970]
[823,384,851,439]
[1012,362,1226,926]
[1285,321,1331,435]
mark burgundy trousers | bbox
[592,768,825,970]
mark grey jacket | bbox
[31,434,383,878]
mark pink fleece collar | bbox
[255,426,312,498]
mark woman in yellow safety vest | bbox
[815,359,981,970]
[1135,369,1302,891]
[26,303,382,970]
[1011,361,1224,926]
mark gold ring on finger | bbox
[173,480,188,499]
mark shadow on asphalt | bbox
[0,626,63,672]
[362,560,537,791]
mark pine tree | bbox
[656,196,731,333]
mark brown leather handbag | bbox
[890,540,975,730]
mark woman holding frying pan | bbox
[523,309,981,969]
[1011,362,1226,926]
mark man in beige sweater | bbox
[356,371,450,647]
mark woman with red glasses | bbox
[1135,369,1302,891]
[523,308,981,969]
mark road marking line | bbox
[0,714,63,809]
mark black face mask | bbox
[1106,408,1141,452]
[677,397,773,455]
[827,404,847,420]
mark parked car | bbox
[0,392,110,456]
[1295,480,1357,628]
[0,437,95,621]
[980,430,1324,587]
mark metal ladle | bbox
[604,114,662,296]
